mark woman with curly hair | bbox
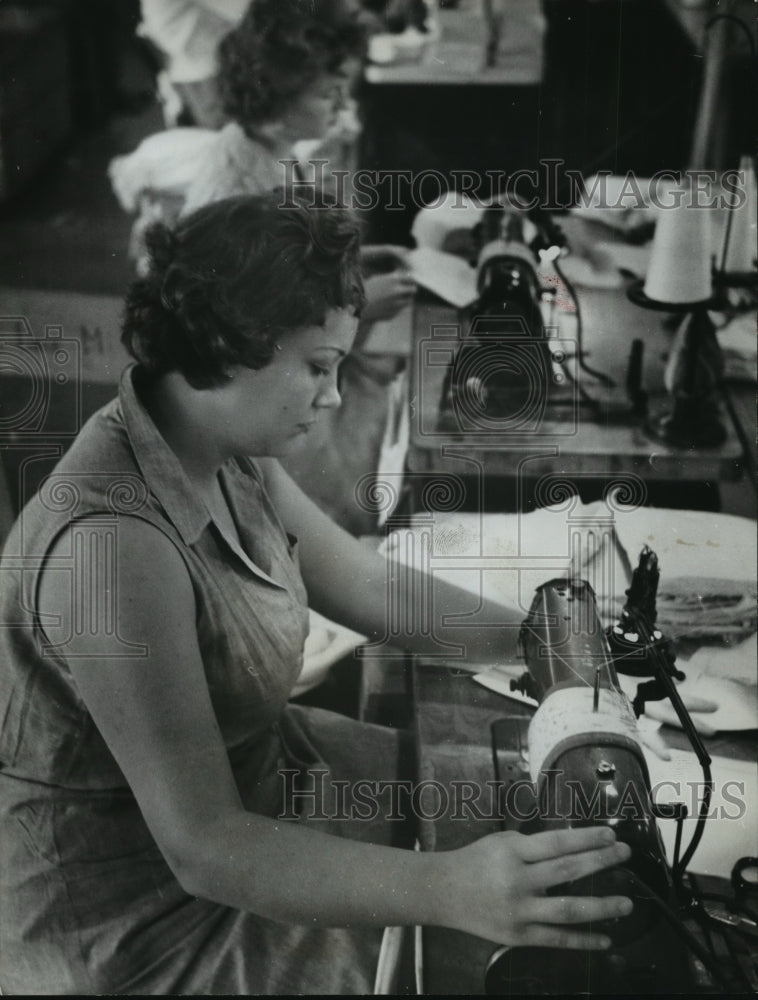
[111,0,416,537]
[180,0,369,213]
[0,193,632,995]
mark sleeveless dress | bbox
[0,365,407,994]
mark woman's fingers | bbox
[511,825,618,863]
[523,894,633,926]
[638,724,673,761]
[390,273,417,291]
[527,841,631,892]
[361,244,410,266]
[368,243,408,258]
[645,702,718,737]
[682,695,718,713]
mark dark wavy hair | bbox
[121,192,365,388]
[219,0,367,130]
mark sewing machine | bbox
[408,546,757,994]
[484,557,748,994]
[434,201,664,439]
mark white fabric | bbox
[379,503,757,643]
[138,0,248,83]
[180,123,290,216]
[295,611,366,697]
[376,370,410,528]
[108,127,219,212]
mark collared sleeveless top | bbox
[0,365,327,994]
[0,364,310,787]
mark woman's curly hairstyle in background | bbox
[219,0,367,131]
[121,192,365,388]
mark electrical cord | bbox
[675,757,713,882]
[552,257,616,388]
[622,870,738,994]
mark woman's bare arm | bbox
[260,458,524,662]
[36,514,632,945]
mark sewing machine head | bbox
[439,204,579,435]
[484,561,754,994]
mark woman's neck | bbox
[248,120,300,159]
[139,373,227,494]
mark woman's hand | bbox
[360,244,410,269]
[438,827,633,949]
[362,270,417,324]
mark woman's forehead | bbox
[292,308,358,351]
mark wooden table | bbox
[364,0,545,87]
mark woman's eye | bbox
[310,364,330,377]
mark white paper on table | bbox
[593,240,653,279]
[410,191,488,250]
[644,748,758,879]
[470,666,756,881]
[375,370,411,528]
[472,664,537,707]
[295,610,367,697]
[718,310,758,383]
[407,247,478,308]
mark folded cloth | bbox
[108,128,218,212]
[381,502,757,644]
[598,575,757,643]
[718,310,758,383]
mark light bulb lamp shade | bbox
[627,190,727,448]
[626,285,727,449]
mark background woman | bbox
[111,0,416,536]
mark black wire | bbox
[674,757,713,882]
[628,626,713,885]
[720,920,758,994]
[689,874,718,960]
[673,817,684,878]
[620,623,713,884]
[553,258,616,387]
[623,871,736,993]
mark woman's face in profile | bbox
[212,307,359,457]
[283,67,351,140]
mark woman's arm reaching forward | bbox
[36,514,632,944]
[260,458,525,663]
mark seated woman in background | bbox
[111,0,416,536]
[0,194,632,995]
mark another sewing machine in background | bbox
[435,201,651,439]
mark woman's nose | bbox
[315,378,342,409]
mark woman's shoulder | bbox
[109,127,219,212]
[181,124,284,214]
[4,396,175,564]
